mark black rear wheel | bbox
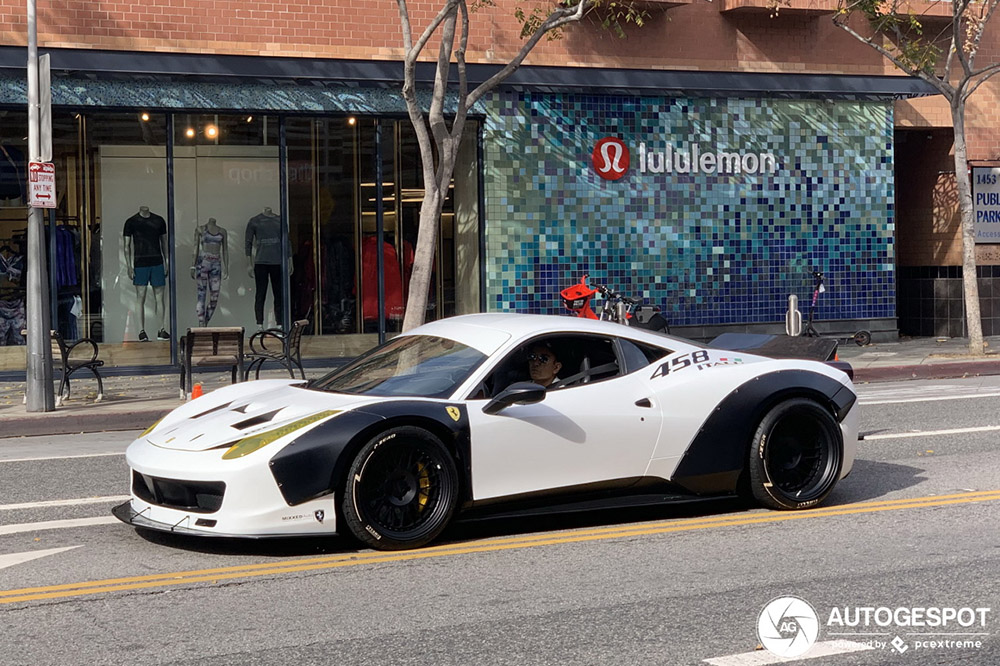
[748,398,843,510]
[340,426,459,550]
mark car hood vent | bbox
[193,401,233,420]
[148,383,387,452]
[231,409,283,430]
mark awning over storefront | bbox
[0,46,938,101]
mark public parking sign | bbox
[28,161,56,208]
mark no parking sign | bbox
[28,161,56,208]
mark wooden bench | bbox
[179,327,245,399]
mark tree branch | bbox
[429,8,458,148]
[466,0,592,108]
[451,0,472,151]
[951,0,973,77]
[964,61,1000,99]
[833,14,955,98]
[968,0,1000,67]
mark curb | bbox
[853,359,1000,383]
[0,405,173,438]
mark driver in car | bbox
[527,343,562,388]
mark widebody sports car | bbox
[114,313,858,550]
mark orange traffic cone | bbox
[191,383,203,399]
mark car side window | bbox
[469,335,622,399]
[548,335,620,389]
[618,339,672,374]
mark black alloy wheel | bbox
[748,398,843,510]
[340,426,459,550]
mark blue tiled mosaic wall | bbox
[483,92,895,327]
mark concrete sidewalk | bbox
[1,336,999,438]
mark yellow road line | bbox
[2,490,999,605]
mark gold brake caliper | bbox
[417,461,430,511]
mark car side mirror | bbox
[482,381,546,415]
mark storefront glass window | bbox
[0,110,29,349]
[51,112,87,343]
[286,117,360,342]
[90,112,169,348]
[173,114,280,335]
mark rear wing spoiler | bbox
[708,333,853,379]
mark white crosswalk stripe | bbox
[704,640,874,665]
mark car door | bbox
[465,335,663,501]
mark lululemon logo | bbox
[592,137,629,180]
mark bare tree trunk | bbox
[402,189,444,331]
[952,102,985,355]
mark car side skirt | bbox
[461,476,721,519]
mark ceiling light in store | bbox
[205,125,219,138]
[246,116,254,123]
[347,117,356,126]
[185,127,196,138]
[140,113,150,122]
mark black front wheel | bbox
[748,398,843,510]
[340,426,459,550]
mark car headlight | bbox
[221,410,341,460]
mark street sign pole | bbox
[25,0,54,412]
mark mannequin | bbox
[190,217,229,326]
[245,206,291,329]
[123,205,168,342]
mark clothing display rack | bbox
[0,231,27,346]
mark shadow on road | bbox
[134,528,357,557]
[132,497,751,557]
[825,458,927,504]
[442,496,750,544]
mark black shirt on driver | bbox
[124,213,167,267]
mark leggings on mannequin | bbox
[254,263,283,326]
[195,253,222,325]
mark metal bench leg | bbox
[56,375,68,407]
[89,367,104,403]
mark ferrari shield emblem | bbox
[314,510,325,523]
[446,406,461,422]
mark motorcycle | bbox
[560,274,670,333]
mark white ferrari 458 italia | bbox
[114,313,858,550]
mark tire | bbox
[748,398,843,510]
[854,330,872,347]
[340,426,459,550]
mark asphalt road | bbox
[1,377,999,665]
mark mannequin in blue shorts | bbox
[123,205,169,342]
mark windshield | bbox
[310,335,487,398]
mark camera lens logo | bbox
[757,596,820,658]
[592,137,629,180]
